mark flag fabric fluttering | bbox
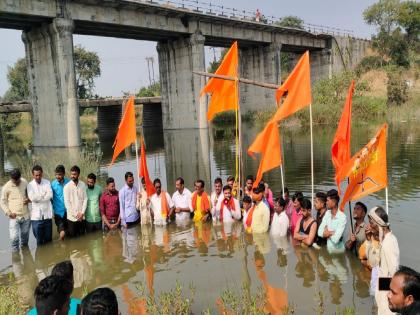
[339,124,388,210]
[248,121,282,187]
[247,51,311,186]
[200,42,239,121]
[139,138,156,197]
[272,51,312,121]
[110,96,137,165]
[332,80,355,194]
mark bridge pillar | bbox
[310,48,332,83]
[157,31,207,130]
[239,42,281,113]
[22,18,80,147]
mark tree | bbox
[363,0,419,67]
[74,45,101,99]
[207,48,228,73]
[137,82,161,97]
[275,16,305,29]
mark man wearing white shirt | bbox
[215,185,241,223]
[27,165,53,245]
[172,177,193,225]
[64,165,87,237]
[271,197,289,237]
[210,177,223,221]
[150,178,174,226]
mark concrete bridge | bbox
[0,0,370,147]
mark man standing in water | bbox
[0,169,30,252]
[244,175,254,197]
[191,179,211,223]
[64,165,87,237]
[27,165,53,245]
[171,177,193,225]
[210,177,223,221]
[150,178,174,225]
[51,165,70,240]
[314,191,327,245]
[100,177,120,231]
[250,183,270,234]
[119,172,140,228]
[317,189,347,253]
[345,201,367,253]
[85,173,102,233]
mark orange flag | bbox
[200,42,238,121]
[110,96,137,165]
[139,138,156,197]
[332,80,355,194]
[339,124,388,210]
[248,121,282,187]
[272,51,312,122]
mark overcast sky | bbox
[0,0,377,97]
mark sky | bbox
[0,0,377,97]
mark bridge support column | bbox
[310,48,332,83]
[22,18,80,147]
[239,42,281,113]
[157,32,207,129]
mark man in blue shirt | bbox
[317,189,347,253]
[51,165,70,240]
[119,172,140,228]
[28,260,81,315]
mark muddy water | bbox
[0,121,419,314]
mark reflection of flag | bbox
[272,51,311,121]
[248,121,282,187]
[110,96,136,165]
[332,80,355,194]
[200,42,238,121]
[139,138,156,197]
[339,124,388,210]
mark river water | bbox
[0,120,419,314]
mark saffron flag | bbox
[272,51,312,122]
[248,121,282,187]
[339,124,388,210]
[332,80,355,194]
[200,41,239,121]
[110,96,137,165]
[139,138,156,197]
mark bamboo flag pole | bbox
[385,187,389,214]
[193,71,279,90]
[309,104,315,209]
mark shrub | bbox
[387,68,409,106]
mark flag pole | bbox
[135,138,141,187]
[279,123,285,198]
[309,103,314,209]
[385,186,389,214]
[347,178,354,233]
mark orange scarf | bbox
[220,198,235,222]
[192,191,211,214]
[245,205,255,228]
[160,190,169,219]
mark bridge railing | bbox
[127,0,355,37]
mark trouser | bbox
[67,220,86,238]
[85,221,102,233]
[31,219,53,246]
[9,217,31,252]
[54,213,68,233]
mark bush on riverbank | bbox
[0,274,30,315]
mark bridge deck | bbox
[0,97,162,114]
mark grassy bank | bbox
[0,274,30,315]
[211,66,420,129]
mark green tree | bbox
[74,45,101,99]
[396,1,420,46]
[207,48,228,73]
[275,15,305,29]
[137,82,161,97]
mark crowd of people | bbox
[1,164,419,314]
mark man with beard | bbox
[150,178,174,226]
[64,165,87,237]
[100,177,120,232]
[85,173,102,233]
[250,183,270,234]
[210,177,223,221]
[119,172,140,228]
[51,165,70,240]
[345,201,367,253]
